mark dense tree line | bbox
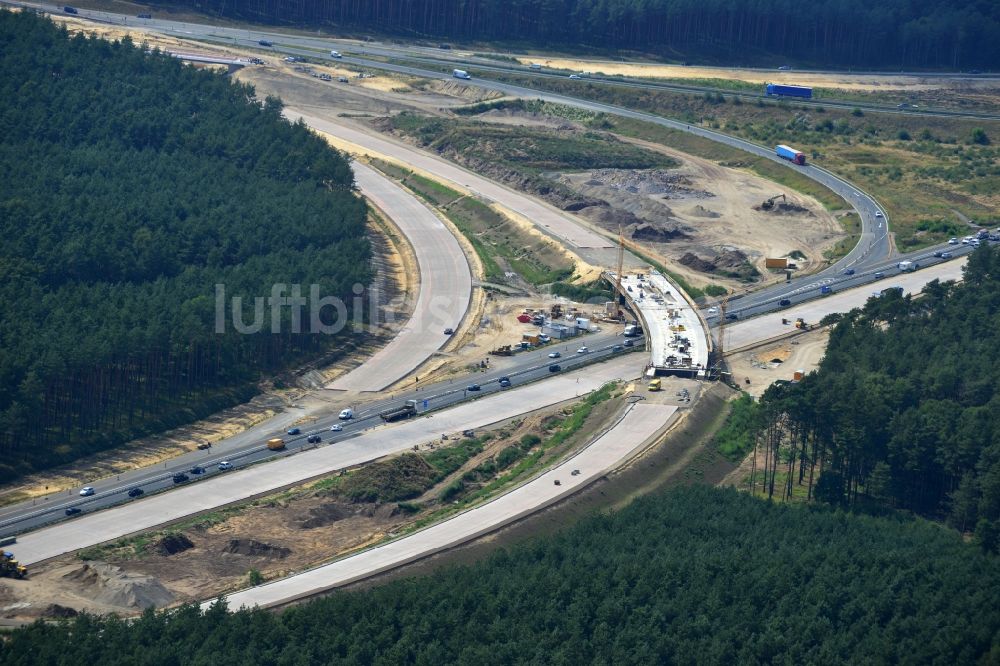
[751,245,1000,551]
[2,485,997,664]
[0,11,369,480]
[158,0,1000,69]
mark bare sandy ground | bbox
[515,57,997,92]
[725,327,830,398]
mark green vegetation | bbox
[167,0,997,69]
[713,393,761,461]
[0,12,369,481]
[10,485,998,663]
[246,568,264,586]
[702,284,728,297]
[387,111,677,172]
[372,159,574,284]
[550,281,612,303]
[755,246,1000,552]
[414,383,619,516]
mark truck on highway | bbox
[897,260,916,272]
[453,69,471,80]
[765,83,812,99]
[623,322,643,337]
[267,438,286,451]
[776,144,806,165]
[380,399,419,422]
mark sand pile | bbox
[63,563,173,609]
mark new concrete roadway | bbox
[212,401,676,610]
[326,159,471,392]
[10,354,642,565]
[725,257,967,352]
[0,331,636,535]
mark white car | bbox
[548,351,561,358]
[338,408,354,420]
[948,238,959,244]
[330,50,342,58]
[568,74,581,79]
[330,424,344,432]
[707,307,718,315]
[576,346,589,354]
[79,487,94,496]
[875,211,883,218]
[218,461,232,471]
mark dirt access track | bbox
[513,57,998,93]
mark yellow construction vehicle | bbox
[648,378,662,392]
[761,193,786,210]
[0,551,27,579]
[267,438,286,451]
[794,318,806,329]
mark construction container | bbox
[793,370,804,381]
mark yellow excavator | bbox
[761,193,786,210]
[0,551,27,579]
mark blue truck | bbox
[765,83,813,99]
[776,144,806,165]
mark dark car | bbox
[612,345,623,352]
[498,377,511,388]
[874,272,885,279]
[197,443,211,450]
[65,507,82,516]
[137,12,152,18]
[439,43,452,49]
[843,268,855,276]
[258,39,273,47]
[287,427,301,436]
[548,364,561,372]
[190,466,205,475]
[725,313,739,321]
[940,252,952,259]
[307,434,322,443]
[779,299,791,306]
[64,6,78,13]
[443,328,454,335]
[127,487,144,498]
[623,339,634,348]
[172,473,189,484]
[467,384,481,392]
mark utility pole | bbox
[614,225,625,320]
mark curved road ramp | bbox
[326,161,472,392]
[210,401,676,610]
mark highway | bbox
[0,1,990,607]
[10,354,644,565]
[0,330,638,536]
[712,239,984,324]
[214,401,676,610]
[725,257,968,353]
[326,159,471,392]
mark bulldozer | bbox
[761,193,786,210]
[794,318,806,330]
[0,551,27,579]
